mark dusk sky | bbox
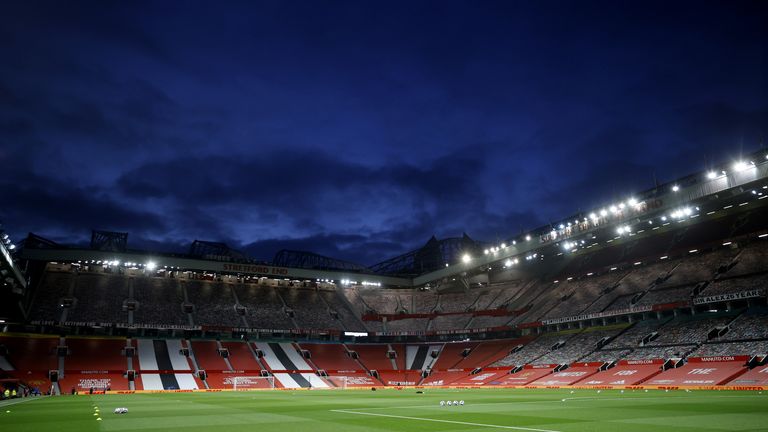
[0,0,765,265]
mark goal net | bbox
[325,376,348,390]
[230,376,275,391]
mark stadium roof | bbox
[16,148,768,288]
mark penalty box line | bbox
[330,409,562,432]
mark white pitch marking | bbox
[0,397,47,408]
[561,394,765,403]
[338,394,766,412]
[330,409,561,432]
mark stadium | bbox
[2,1,767,431]
[1,150,768,431]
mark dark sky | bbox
[0,0,766,265]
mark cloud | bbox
[0,174,168,243]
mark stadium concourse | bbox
[2,153,768,397]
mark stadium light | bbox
[483,249,489,255]
[672,185,680,192]
[461,254,471,264]
[500,243,506,249]
[504,259,512,267]
[525,235,531,241]
[627,198,637,206]
[733,161,750,171]
[145,262,157,271]
[706,171,717,179]
[599,209,608,217]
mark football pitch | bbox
[1,388,767,432]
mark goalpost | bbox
[231,376,275,391]
[325,375,348,390]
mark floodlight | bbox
[600,209,608,217]
[733,161,749,171]
[627,198,637,206]
[500,243,506,248]
[672,185,680,192]
[146,262,157,271]
[504,259,512,267]
[483,249,489,255]
[609,205,618,213]
[525,235,531,241]
[706,171,717,179]
[461,254,471,264]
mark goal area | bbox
[230,376,275,390]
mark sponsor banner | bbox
[693,289,766,305]
[221,263,290,277]
[75,378,112,389]
[687,356,750,363]
[106,383,766,393]
[542,305,652,325]
[652,301,689,311]
[328,375,376,386]
[517,321,543,329]
[526,364,558,369]
[373,325,512,337]
[116,323,201,331]
[620,359,664,365]
[231,327,339,336]
[364,308,526,323]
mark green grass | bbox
[1,388,767,432]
